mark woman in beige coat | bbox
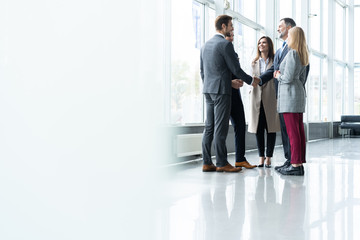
[248,36,280,167]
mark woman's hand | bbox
[274,70,281,79]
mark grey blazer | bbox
[277,49,308,113]
[200,34,253,95]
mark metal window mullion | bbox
[342,67,346,115]
[335,0,349,8]
[202,3,207,123]
[320,58,323,121]
[320,0,323,53]
[328,0,335,137]
[256,0,260,28]
[292,0,296,19]
[347,1,354,114]
[194,0,215,6]
[225,9,265,31]
[165,0,172,123]
[310,49,327,58]
[343,7,346,62]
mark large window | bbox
[321,60,328,121]
[279,0,292,20]
[259,0,266,26]
[344,66,349,114]
[323,0,328,54]
[234,22,257,121]
[355,68,360,114]
[235,0,256,22]
[309,0,321,52]
[307,56,329,122]
[276,0,294,51]
[335,3,345,60]
[334,64,345,121]
[295,0,302,26]
[355,7,360,63]
[170,0,204,124]
[208,8,216,40]
[308,56,321,121]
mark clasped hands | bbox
[252,76,261,87]
[274,70,281,79]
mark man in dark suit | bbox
[225,32,257,169]
[200,15,260,172]
[259,18,296,171]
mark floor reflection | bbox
[201,174,245,240]
[156,138,360,240]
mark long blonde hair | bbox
[288,27,309,66]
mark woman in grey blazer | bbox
[248,36,280,168]
[274,27,309,176]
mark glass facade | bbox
[310,0,321,52]
[167,0,357,126]
[355,69,360,114]
[170,0,204,124]
[355,7,360,63]
[308,56,321,122]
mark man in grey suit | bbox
[200,15,260,173]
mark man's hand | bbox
[252,76,261,87]
[231,79,244,89]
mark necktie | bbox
[280,42,287,56]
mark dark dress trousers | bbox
[230,87,246,162]
[200,34,253,167]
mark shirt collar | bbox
[215,33,225,38]
[259,57,269,64]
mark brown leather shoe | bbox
[202,164,217,172]
[216,163,242,172]
[235,160,257,169]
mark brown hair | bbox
[252,36,275,64]
[288,27,309,66]
[215,15,232,31]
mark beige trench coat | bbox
[248,59,280,133]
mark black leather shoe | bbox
[274,160,291,171]
[258,164,264,167]
[300,165,304,175]
[278,165,304,176]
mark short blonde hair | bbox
[288,27,309,66]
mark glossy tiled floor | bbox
[156,138,360,240]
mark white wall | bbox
[0,1,165,239]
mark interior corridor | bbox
[155,137,360,240]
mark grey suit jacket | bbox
[200,34,253,95]
[277,49,307,113]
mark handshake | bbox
[252,76,261,87]
[232,76,261,89]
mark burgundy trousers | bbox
[282,113,306,164]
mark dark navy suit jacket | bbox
[260,44,310,97]
[260,45,290,96]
